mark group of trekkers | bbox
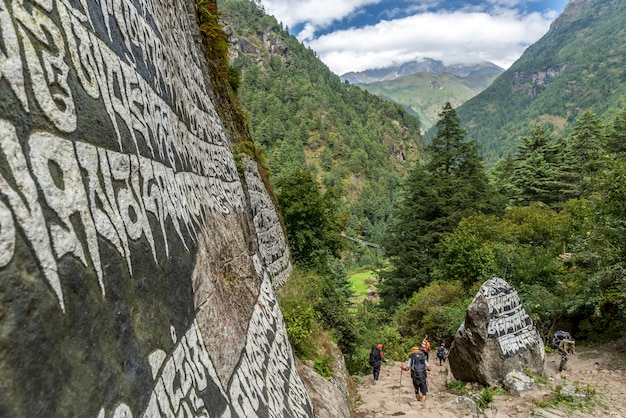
[369,336,448,405]
[369,330,577,408]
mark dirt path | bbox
[353,345,626,417]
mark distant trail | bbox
[341,232,380,248]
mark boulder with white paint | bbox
[448,277,546,386]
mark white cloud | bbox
[307,10,556,74]
[258,0,563,75]
[261,0,381,31]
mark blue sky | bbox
[257,0,570,75]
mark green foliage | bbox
[525,369,548,385]
[278,269,322,358]
[282,301,316,351]
[475,387,502,409]
[446,380,468,395]
[393,281,470,344]
[344,301,404,374]
[314,356,333,379]
[433,215,500,288]
[348,270,375,302]
[519,284,565,343]
[278,266,357,369]
[275,168,347,268]
[534,381,597,411]
[196,0,229,66]
[511,125,578,209]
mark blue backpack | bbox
[437,346,446,358]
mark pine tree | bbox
[511,125,576,209]
[607,107,626,154]
[380,103,500,307]
[488,153,517,208]
[563,110,606,196]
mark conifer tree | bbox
[380,103,499,308]
[607,107,626,154]
[564,110,605,196]
[511,125,576,209]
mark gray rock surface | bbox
[503,371,538,396]
[448,277,546,386]
[296,342,354,418]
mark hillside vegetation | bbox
[218,0,423,250]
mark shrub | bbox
[446,380,467,395]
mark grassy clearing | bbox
[349,270,376,301]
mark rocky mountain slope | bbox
[340,58,502,84]
[453,0,626,165]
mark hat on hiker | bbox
[411,346,420,353]
[377,344,383,349]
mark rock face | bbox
[0,1,317,416]
[448,278,546,387]
[295,342,354,418]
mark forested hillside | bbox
[453,0,626,165]
[217,0,423,249]
[215,0,626,383]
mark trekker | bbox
[369,343,386,381]
[401,346,432,405]
[557,336,576,371]
[421,336,430,361]
[436,342,447,366]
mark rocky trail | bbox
[353,343,626,417]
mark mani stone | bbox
[448,277,546,386]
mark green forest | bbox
[207,0,626,378]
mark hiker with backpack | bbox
[436,342,447,366]
[552,330,576,371]
[369,343,386,382]
[400,346,432,405]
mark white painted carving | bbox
[13,1,76,132]
[0,120,64,311]
[481,277,542,358]
[0,0,28,111]
[243,158,292,290]
[227,256,311,417]
[0,199,16,267]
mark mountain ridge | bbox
[340,58,503,84]
[450,0,626,165]
[341,59,503,131]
